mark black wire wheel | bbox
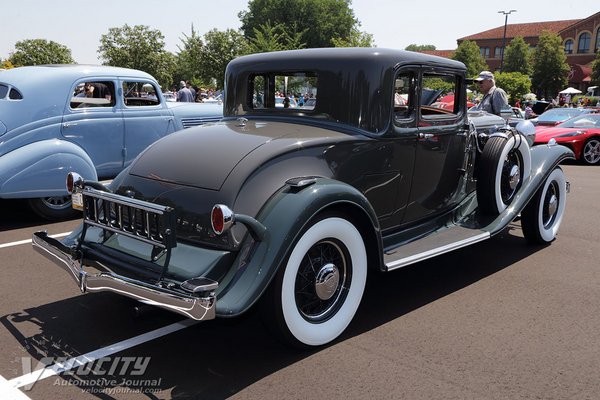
[477,135,530,215]
[28,196,79,220]
[262,215,367,348]
[521,167,567,244]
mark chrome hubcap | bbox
[41,196,72,210]
[508,164,521,191]
[315,263,340,301]
[584,140,600,164]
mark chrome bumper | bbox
[32,231,216,321]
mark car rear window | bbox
[0,84,22,100]
[0,84,8,99]
[250,73,317,111]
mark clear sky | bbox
[1,0,598,64]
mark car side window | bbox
[70,81,115,108]
[420,72,461,124]
[393,72,415,124]
[122,81,161,107]
[0,84,23,100]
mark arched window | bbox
[564,39,573,54]
[577,32,591,53]
[595,27,600,53]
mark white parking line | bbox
[0,375,31,399]
[0,232,70,249]
[9,319,198,389]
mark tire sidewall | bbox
[491,135,531,213]
[280,217,367,347]
[535,168,567,243]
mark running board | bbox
[384,226,490,271]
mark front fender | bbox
[0,139,97,198]
[215,178,381,317]
[485,143,574,235]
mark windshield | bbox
[556,114,600,128]
[538,108,583,122]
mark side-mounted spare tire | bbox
[477,134,531,215]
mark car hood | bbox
[129,119,352,190]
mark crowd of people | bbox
[169,80,220,103]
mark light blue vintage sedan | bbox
[0,65,222,219]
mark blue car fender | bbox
[0,139,97,198]
[215,177,383,317]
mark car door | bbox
[61,78,124,179]
[402,69,469,224]
[120,79,176,167]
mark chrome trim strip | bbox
[32,232,216,321]
[385,231,490,271]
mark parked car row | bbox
[0,65,223,219]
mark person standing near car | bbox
[177,81,194,102]
[474,71,508,116]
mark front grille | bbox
[181,117,221,129]
[80,188,177,250]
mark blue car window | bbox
[70,81,115,109]
[0,84,8,99]
[122,81,161,107]
[8,88,23,100]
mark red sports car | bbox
[534,113,600,165]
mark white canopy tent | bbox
[559,87,582,94]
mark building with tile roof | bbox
[428,12,600,93]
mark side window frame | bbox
[69,79,116,110]
[121,80,162,108]
[392,68,417,130]
[418,69,465,127]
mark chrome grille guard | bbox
[76,187,177,279]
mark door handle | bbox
[419,133,434,139]
[63,122,78,128]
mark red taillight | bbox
[66,172,83,194]
[211,205,234,235]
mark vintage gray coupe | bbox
[33,48,573,347]
[0,65,222,219]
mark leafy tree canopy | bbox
[9,39,74,66]
[247,22,307,54]
[239,0,361,48]
[494,72,531,104]
[405,44,436,52]
[98,24,175,89]
[1,59,16,69]
[174,25,207,87]
[531,30,569,99]
[199,29,248,90]
[591,50,600,86]
[452,40,488,78]
[503,36,531,75]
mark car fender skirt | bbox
[483,143,574,235]
[215,178,382,317]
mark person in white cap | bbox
[474,71,508,116]
[177,80,194,102]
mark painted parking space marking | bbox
[9,319,198,389]
[0,375,31,399]
[0,232,70,249]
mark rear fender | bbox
[215,178,381,317]
[0,139,97,198]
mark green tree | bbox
[199,29,248,90]
[405,44,436,51]
[531,30,569,99]
[98,24,175,88]
[452,40,488,78]
[503,36,531,75]
[8,39,74,66]
[239,0,361,48]
[175,25,207,87]
[590,49,600,86]
[494,72,531,104]
[247,22,307,53]
[331,27,374,47]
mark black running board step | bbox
[384,226,489,271]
